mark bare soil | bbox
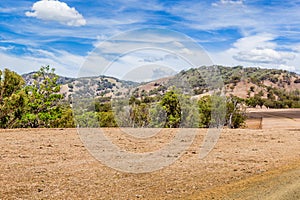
[1,126,300,199]
[246,108,300,129]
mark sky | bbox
[1,0,300,78]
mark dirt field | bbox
[1,125,300,199]
[246,108,300,129]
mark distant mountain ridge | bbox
[22,66,300,101]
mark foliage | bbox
[1,65,299,129]
[179,95,199,128]
[21,66,64,127]
[198,96,212,128]
[75,111,99,128]
[226,96,246,128]
[160,90,181,128]
[52,106,75,128]
[130,103,150,127]
[0,69,26,128]
[98,111,118,127]
[0,66,75,128]
[198,95,246,128]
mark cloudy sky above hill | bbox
[0,0,300,77]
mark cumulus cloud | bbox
[234,48,295,64]
[210,33,298,73]
[231,34,296,64]
[25,0,86,26]
[232,34,276,50]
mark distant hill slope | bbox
[22,71,76,86]
[22,72,138,100]
[22,66,300,101]
[132,66,300,100]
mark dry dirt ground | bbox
[0,109,300,199]
[246,108,300,129]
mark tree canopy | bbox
[0,66,74,128]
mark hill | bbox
[22,66,300,107]
[165,66,300,99]
[22,72,138,100]
[105,66,300,105]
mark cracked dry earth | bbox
[0,127,300,199]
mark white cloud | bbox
[166,0,256,32]
[234,48,295,64]
[25,0,86,26]
[232,34,276,50]
[277,64,296,72]
[0,7,18,13]
[122,65,176,82]
[0,46,14,51]
[212,0,244,6]
[210,33,298,72]
[0,48,84,77]
[84,29,214,79]
[227,34,296,65]
[179,48,194,55]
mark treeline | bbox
[245,87,300,108]
[73,89,246,129]
[0,66,246,129]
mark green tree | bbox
[21,66,63,127]
[98,111,118,127]
[198,95,245,128]
[0,69,26,128]
[160,90,181,128]
[198,95,212,128]
[180,96,199,128]
[149,104,166,128]
[130,103,150,127]
[226,96,246,128]
[52,106,75,128]
[75,112,99,127]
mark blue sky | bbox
[0,0,300,77]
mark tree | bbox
[75,112,99,127]
[180,95,199,128]
[129,103,150,127]
[160,90,181,128]
[198,95,212,128]
[21,66,63,127]
[198,95,245,129]
[0,69,26,128]
[226,96,246,128]
[149,104,166,128]
[52,105,75,128]
[98,111,118,127]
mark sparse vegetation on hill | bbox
[1,65,299,129]
[165,65,300,109]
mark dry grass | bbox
[1,126,300,199]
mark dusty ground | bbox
[0,124,300,199]
[246,108,300,129]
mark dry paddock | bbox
[0,127,300,199]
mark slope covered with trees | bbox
[2,65,299,129]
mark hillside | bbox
[108,66,300,103]
[22,73,138,100]
[22,66,300,106]
[165,66,300,99]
